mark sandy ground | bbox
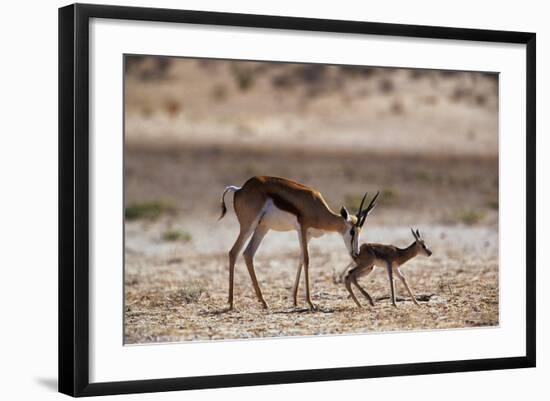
[125,219,498,343]
[123,57,499,344]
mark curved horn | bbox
[363,191,380,216]
[359,191,380,227]
[359,209,369,227]
[411,227,419,240]
[356,192,368,217]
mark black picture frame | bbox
[59,3,536,397]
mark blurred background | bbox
[124,55,499,343]
[124,56,498,227]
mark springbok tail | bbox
[219,185,241,220]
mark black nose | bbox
[428,250,433,257]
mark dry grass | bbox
[124,244,498,343]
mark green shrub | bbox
[381,187,399,205]
[162,229,192,242]
[232,66,255,91]
[125,200,174,221]
[456,209,486,225]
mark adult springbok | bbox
[219,176,379,310]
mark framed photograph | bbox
[58,3,536,397]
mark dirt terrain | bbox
[125,217,498,344]
[123,57,499,344]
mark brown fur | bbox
[239,176,345,231]
[344,231,432,308]
[221,176,370,310]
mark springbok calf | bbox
[219,176,379,310]
[344,228,432,308]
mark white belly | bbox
[258,199,326,239]
[259,199,298,232]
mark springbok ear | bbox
[340,206,350,220]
